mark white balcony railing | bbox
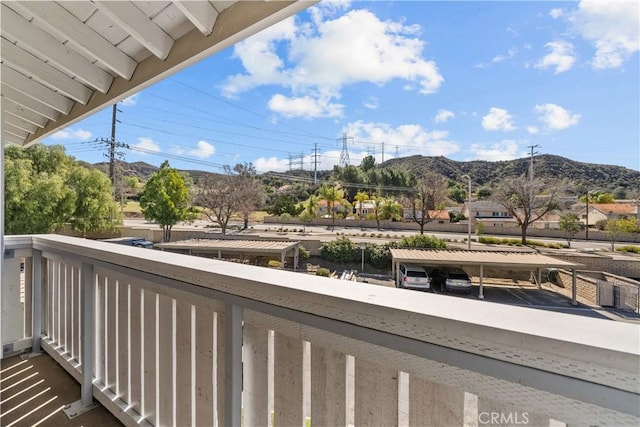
[2,234,639,426]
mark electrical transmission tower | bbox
[337,132,353,168]
[311,143,321,184]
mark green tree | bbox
[360,155,376,172]
[67,168,121,235]
[139,161,196,242]
[558,213,581,248]
[354,191,369,222]
[299,210,315,233]
[318,183,345,231]
[4,144,118,235]
[378,198,403,222]
[266,194,304,217]
[605,218,638,251]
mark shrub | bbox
[298,244,310,260]
[365,244,392,269]
[320,237,358,263]
[267,260,281,268]
[316,268,330,277]
[617,245,640,254]
[392,234,447,249]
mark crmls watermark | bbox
[479,411,530,425]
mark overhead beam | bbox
[1,83,60,121]
[175,1,218,36]
[2,98,52,128]
[1,39,92,104]
[1,4,113,93]
[22,1,315,147]
[16,0,137,80]
[95,1,174,60]
[3,114,38,134]
[1,64,76,115]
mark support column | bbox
[64,262,98,418]
[224,304,243,426]
[572,269,577,306]
[243,324,270,426]
[478,265,484,300]
[30,250,42,354]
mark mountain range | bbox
[84,154,640,197]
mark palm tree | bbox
[318,184,344,231]
[306,194,319,217]
[354,191,369,229]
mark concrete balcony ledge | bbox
[3,234,639,426]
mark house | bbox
[316,199,348,217]
[403,209,450,223]
[354,200,377,217]
[572,202,638,227]
[461,201,518,227]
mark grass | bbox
[122,201,142,214]
[617,245,640,254]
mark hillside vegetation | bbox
[89,154,640,197]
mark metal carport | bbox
[390,249,584,304]
[157,239,301,270]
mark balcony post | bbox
[224,303,243,426]
[63,261,98,418]
[30,250,42,353]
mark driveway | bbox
[357,274,640,322]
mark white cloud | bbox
[470,140,520,161]
[268,93,344,118]
[434,109,455,123]
[569,0,639,69]
[120,94,138,106]
[363,96,379,110]
[223,8,443,117]
[535,40,576,74]
[50,127,93,140]
[475,47,518,68]
[527,126,540,134]
[492,47,518,63]
[482,107,516,131]
[254,156,290,173]
[534,103,581,130]
[343,120,459,158]
[188,140,215,159]
[132,137,161,154]
[550,8,564,19]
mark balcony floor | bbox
[1,354,122,427]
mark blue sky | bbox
[47,0,640,173]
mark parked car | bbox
[398,263,431,290]
[101,237,154,249]
[444,267,472,293]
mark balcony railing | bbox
[2,234,639,426]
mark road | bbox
[124,218,624,252]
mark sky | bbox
[46,0,640,173]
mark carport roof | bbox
[157,239,299,254]
[390,249,583,269]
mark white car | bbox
[398,264,431,290]
[444,267,472,293]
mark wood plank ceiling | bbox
[0,1,313,147]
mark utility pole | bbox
[288,153,293,171]
[109,104,118,186]
[381,141,385,163]
[527,144,539,183]
[311,143,320,185]
[394,145,399,158]
[298,153,304,171]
